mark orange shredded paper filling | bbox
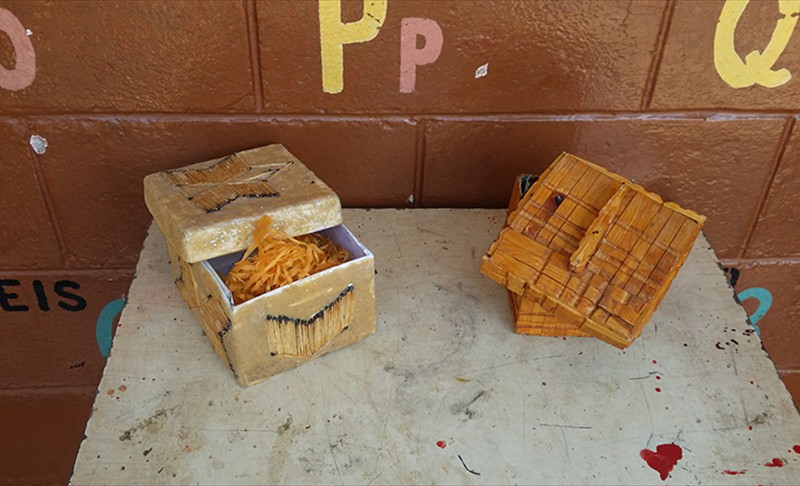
[224,216,349,305]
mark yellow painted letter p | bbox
[319,0,387,94]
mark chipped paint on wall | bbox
[29,134,47,154]
[475,63,488,79]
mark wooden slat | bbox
[541,251,571,285]
[543,155,582,194]
[670,218,704,255]
[570,184,634,272]
[619,192,661,233]
[560,286,582,306]
[482,152,706,349]
[479,257,508,286]
[554,301,585,326]
[604,225,638,254]
[535,273,565,298]
[490,251,538,291]
[579,172,623,213]
[640,204,675,243]
[567,204,599,231]
[495,229,552,273]
[582,317,631,349]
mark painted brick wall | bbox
[1,0,798,482]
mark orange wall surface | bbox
[1,0,799,483]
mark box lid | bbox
[144,144,342,263]
[481,153,706,348]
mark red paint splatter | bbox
[750,380,754,385]
[748,425,753,431]
[655,375,661,380]
[793,445,800,454]
[763,458,784,468]
[652,360,657,364]
[723,469,747,475]
[640,443,683,481]
[655,387,662,393]
[436,440,446,449]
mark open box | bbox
[144,144,376,386]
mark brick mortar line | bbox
[245,0,264,113]
[0,267,135,276]
[738,116,796,259]
[641,0,676,110]
[778,369,800,374]
[0,112,800,128]
[719,257,800,266]
[0,384,97,396]
[0,111,797,123]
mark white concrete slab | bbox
[71,209,800,485]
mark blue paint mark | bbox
[96,298,125,358]
[736,287,772,335]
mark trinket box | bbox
[482,153,705,348]
[144,144,376,385]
